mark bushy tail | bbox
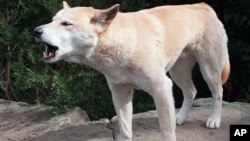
[221,58,230,84]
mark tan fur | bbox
[35,2,230,141]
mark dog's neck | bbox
[64,14,137,75]
[86,25,134,73]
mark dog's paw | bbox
[176,113,186,125]
[116,134,132,141]
[206,118,221,128]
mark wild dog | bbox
[34,1,230,141]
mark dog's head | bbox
[34,1,119,63]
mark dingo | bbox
[34,1,230,141]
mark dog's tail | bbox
[221,58,230,84]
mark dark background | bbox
[0,0,249,120]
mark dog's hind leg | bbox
[198,58,224,128]
[196,33,229,128]
[170,55,197,125]
[107,82,134,141]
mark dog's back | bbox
[101,3,228,73]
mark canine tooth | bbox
[45,46,48,53]
[49,52,52,56]
[43,52,48,57]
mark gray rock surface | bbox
[0,98,249,141]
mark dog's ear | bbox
[63,1,71,9]
[90,4,120,32]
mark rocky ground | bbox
[0,98,249,141]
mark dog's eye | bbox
[61,21,72,26]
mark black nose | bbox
[34,27,43,38]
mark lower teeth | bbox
[43,52,54,59]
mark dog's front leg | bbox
[149,76,176,141]
[107,81,134,141]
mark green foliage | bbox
[0,0,114,119]
[223,0,250,102]
[0,0,250,121]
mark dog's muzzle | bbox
[34,27,59,60]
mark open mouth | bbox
[41,43,59,60]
